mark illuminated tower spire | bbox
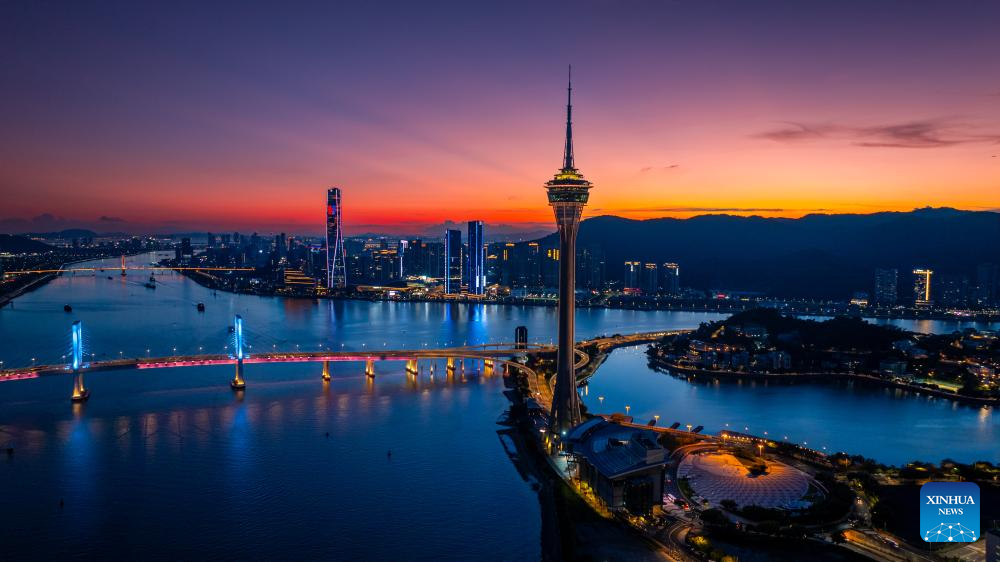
[545,66,592,435]
[563,65,574,171]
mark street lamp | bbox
[598,396,604,406]
[625,405,631,415]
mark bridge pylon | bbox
[321,360,331,381]
[405,359,418,374]
[120,255,127,277]
[446,357,455,371]
[230,315,246,390]
[365,358,375,377]
[69,321,90,402]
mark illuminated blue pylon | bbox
[231,314,246,390]
[70,320,89,401]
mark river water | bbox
[0,252,997,558]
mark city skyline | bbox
[3,1,1000,234]
[3,3,1000,560]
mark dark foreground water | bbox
[0,364,537,560]
[1,253,998,558]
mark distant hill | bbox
[25,229,100,239]
[0,234,55,253]
[540,208,1000,298]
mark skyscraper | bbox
[326,188,347,289]
[444,229,462,294]
[642,263,659,295]
[467,220,485,295]
[662,262,680,295]
[623,261,641,290]
[546,67,592,434]
[874,268,898,306]
[976,263,999,307]
[913,268,933,306]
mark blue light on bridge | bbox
[71,320,83,371]
[234,315,244,360]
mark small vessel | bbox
[197,302,206,312]
[107,276,113,280]
[63,304,72,312]
[144,282,156,289]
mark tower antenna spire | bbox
[563,64,574,171]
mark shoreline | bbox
[177,270,1000,323]
[649,357,999,407]
[0,272,57,308]
[1,252,149,308]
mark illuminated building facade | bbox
[623,261,641,290]
[546,67,592,434]
[468,220,485,295]
[326,187,347,289]
[444,229,462,294]
[913,268,933,306]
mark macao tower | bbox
[546,67,592,435]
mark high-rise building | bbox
[467,220,485,295]
[397,240,408,278]
[874,268,898,306]
[578,245,605,290]
[623,261,641,290]
[444,229,463,294]
[976,263,999,307]
[178,237,193,261]
[642,263,659,295]
[546,67,592,434]
[326,188,347,289]
[913,268,933,306]
[662,263,680,295]
[937,274,970,308]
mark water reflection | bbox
[583,347,999,465]
[0,363,541,559]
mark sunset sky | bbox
[2,0,999,236]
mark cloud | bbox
[755,122,835,142]
[99,215,126,223]
[639,164,680,173]
[755,119,1000,148]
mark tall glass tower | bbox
[546,67,591,434]
[326,188,347,289]
[467,220,485,295]
[444,229,463,294]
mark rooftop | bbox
[567,419,668,479]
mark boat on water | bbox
[197,302,206,311]
[144,282,157,289]
[63,304,72,312]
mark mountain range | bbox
[542,208,1000,298]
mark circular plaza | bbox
[677,451,813,509]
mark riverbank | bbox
[169,263,1000,323]
[649,356,999,407]
[0,272,57,308]
[1,252,148,308]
